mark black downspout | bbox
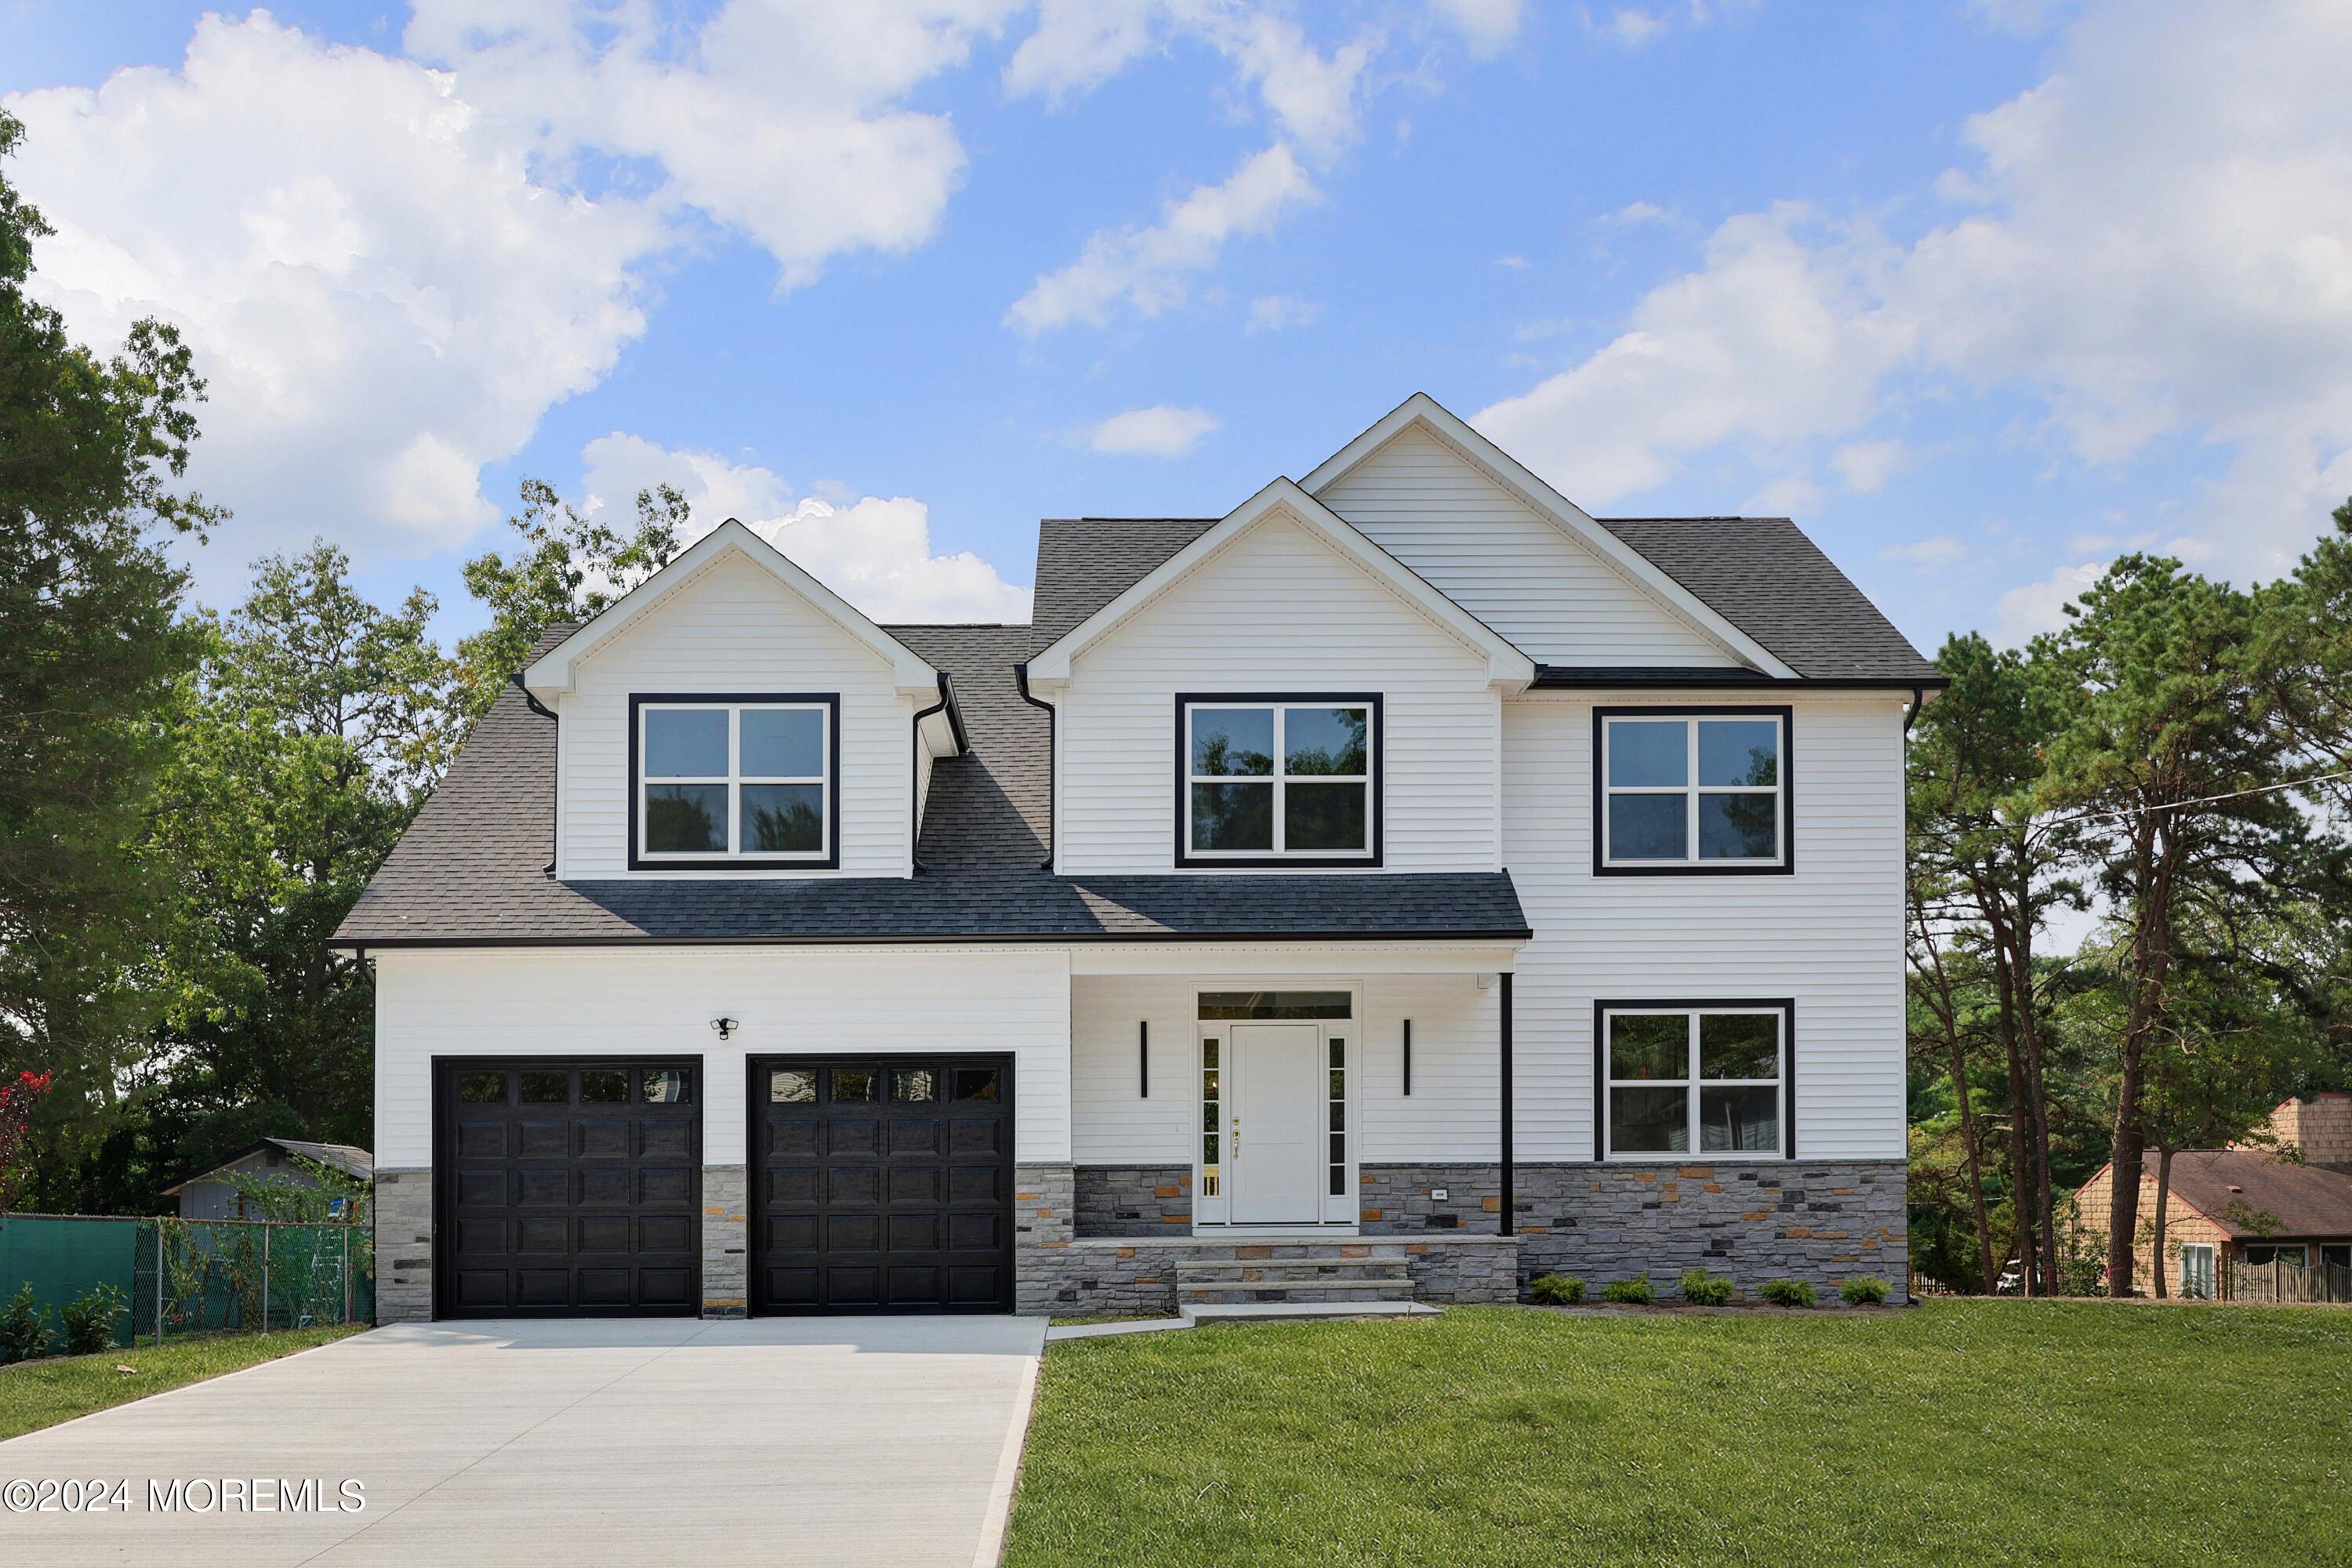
[1500,972,1514,1240]
[1902,684,1926,736]
[509,673,559,874]
[1014,662,1056,871]
[910,672,954,876]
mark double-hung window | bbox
[1598,709,1789,872]
[1601,1004,1789,1158]
[1178,696,1380,865]
[631,694,837,869]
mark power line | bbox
[2041,767,2352,831]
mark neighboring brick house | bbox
[336,394,1930,1323]
[2072,1096,2352,1299]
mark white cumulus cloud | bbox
[579,434,1031,625]
[1083,405,1221,456]
[1007,143,1317,332]
[1994,560,2105,647]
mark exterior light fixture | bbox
[710,1017,740,1040]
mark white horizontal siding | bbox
[557,550,913,877]
[1057,509,1502,873]
[1070,972,1501,1167]
[1501,692,1909,1162]
[373,946,1072,1168]
[1316,426,1740,668]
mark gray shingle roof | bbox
[334,621,1526,945]
[336,505,1925,946]
[1596,517,1940,682]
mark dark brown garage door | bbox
[750,1057,1014,1315]
[435,1059,700,1318]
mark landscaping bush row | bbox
[1525,1272,1893,1308]
[0,1281,128,1363]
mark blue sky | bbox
[5,1,2347,655]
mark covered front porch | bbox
[1018,938,1524,1315]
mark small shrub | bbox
[1527,1273,1584,1305]
[1759,1278,1817,1308]
[0,1283,50,1363]
[60,1283,128,1356]
[1599,1274,1654,1305]
[1840,1275,1893,1307]
[1679,1268,1734,1305]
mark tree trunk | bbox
[1994,960,2038,1294]
[1949,1025,1998,1294]
[2106,821,2178,1299]
[2151,1143,2174,1300]
[2004,871,2063,1298]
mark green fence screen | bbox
[0,1213,373,1352]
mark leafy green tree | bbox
[1907,633,2082,1290]
[451,477,688,726]
[2039,557,2309,1296]
[143,542,448,1171]
[0,108,216,1183]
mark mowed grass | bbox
[1006,1301,2352,1568]
[0,1326,361,1442]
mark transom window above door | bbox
[1178,695,1381,866]
[1598,710,1790,873]
[630,694,838,869]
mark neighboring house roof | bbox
[2156,1151,2352,1240]
[1024,477,1536,688]
[334,624,1529,946]
[160,1138,375,1196]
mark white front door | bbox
[2180,1243,2216,1300]
[1229,1022,1324,1224]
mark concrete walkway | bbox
[0,1316,1044,1568]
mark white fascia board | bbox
[523,518,939,696]
[1067,941,1523,977]
[1025,477,1536,690]
[1302,393,1801,680]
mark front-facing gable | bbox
[523,521,955,880]
[1024,477,1536,691]
[1304,394,1799,677]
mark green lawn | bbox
[1006,1301,2352,1568]
[0,1325,361,1442]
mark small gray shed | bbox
[162,1138,375,1220]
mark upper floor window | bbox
[1177,695,1381,866]
[630,694,838,870]
[1596,709,1790,873]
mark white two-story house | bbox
[336,394,1936,1321]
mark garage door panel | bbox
[766,1165,818,1204]
[435,1060,699,1319]
[751,1055,1012,1316]
[640,1167,692,1205]
[947,1166,1001,1203]
[576,1215,630,1253]
[579,1122,628,1159]
[826,1167,880,1205]
[518,1120,567,1158]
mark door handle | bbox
[1231,1115,1241,1158]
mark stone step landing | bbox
[1174,1252,1418,1307]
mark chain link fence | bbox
[2,1213,373,1350]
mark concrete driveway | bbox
[0,1316,1044,1568]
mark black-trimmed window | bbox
[629,693,840,870]
[1595,708,1791,873]
[1177,695,1381,866]
[1598,1002,1791,1159]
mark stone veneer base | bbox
[1362,1160,1908,1297]
[700,1165,749,1318]
[1074,1164,1192,1236]
[374,1167,432,1325]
